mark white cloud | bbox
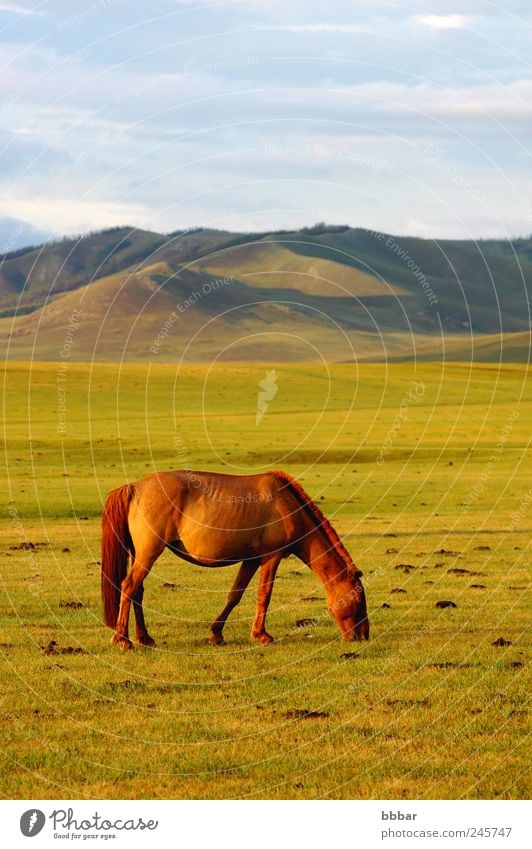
[0,3,45,14]
[267,24,369,33]
[0,197,149,235]
[415,14,468,30]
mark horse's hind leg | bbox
[132,583,155,647]
[251,553,282,644]
[208,559,260,645]
[114,538,164,650]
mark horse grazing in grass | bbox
[101,469,369,649]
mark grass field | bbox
[1,360,530,799]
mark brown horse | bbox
[101,469,369,649]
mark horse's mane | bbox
[274,470,358,576]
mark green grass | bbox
[1,361,530,799]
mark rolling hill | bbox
[0,224,530,362]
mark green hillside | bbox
[0,224,530,362]
[0,226,164,315]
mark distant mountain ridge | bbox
[1,223,530,362]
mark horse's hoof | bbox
[252,632,275,645]
[137,635,156,648]
[111,635,133,650]
[208,633,225,646]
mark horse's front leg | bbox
[208,559,260,645]
[251,553,282,644]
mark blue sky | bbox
[1,0,531,244]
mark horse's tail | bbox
[101,484,134,628]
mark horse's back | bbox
[128,470,299,561]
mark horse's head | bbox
[328,569,370,641]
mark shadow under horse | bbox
[101,469,370,649]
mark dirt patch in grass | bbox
[41,640,88,655]
[447,567,485,576]
[284,709,330,720]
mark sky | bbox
[1,0,531,246]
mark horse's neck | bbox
[298,517,348,587]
